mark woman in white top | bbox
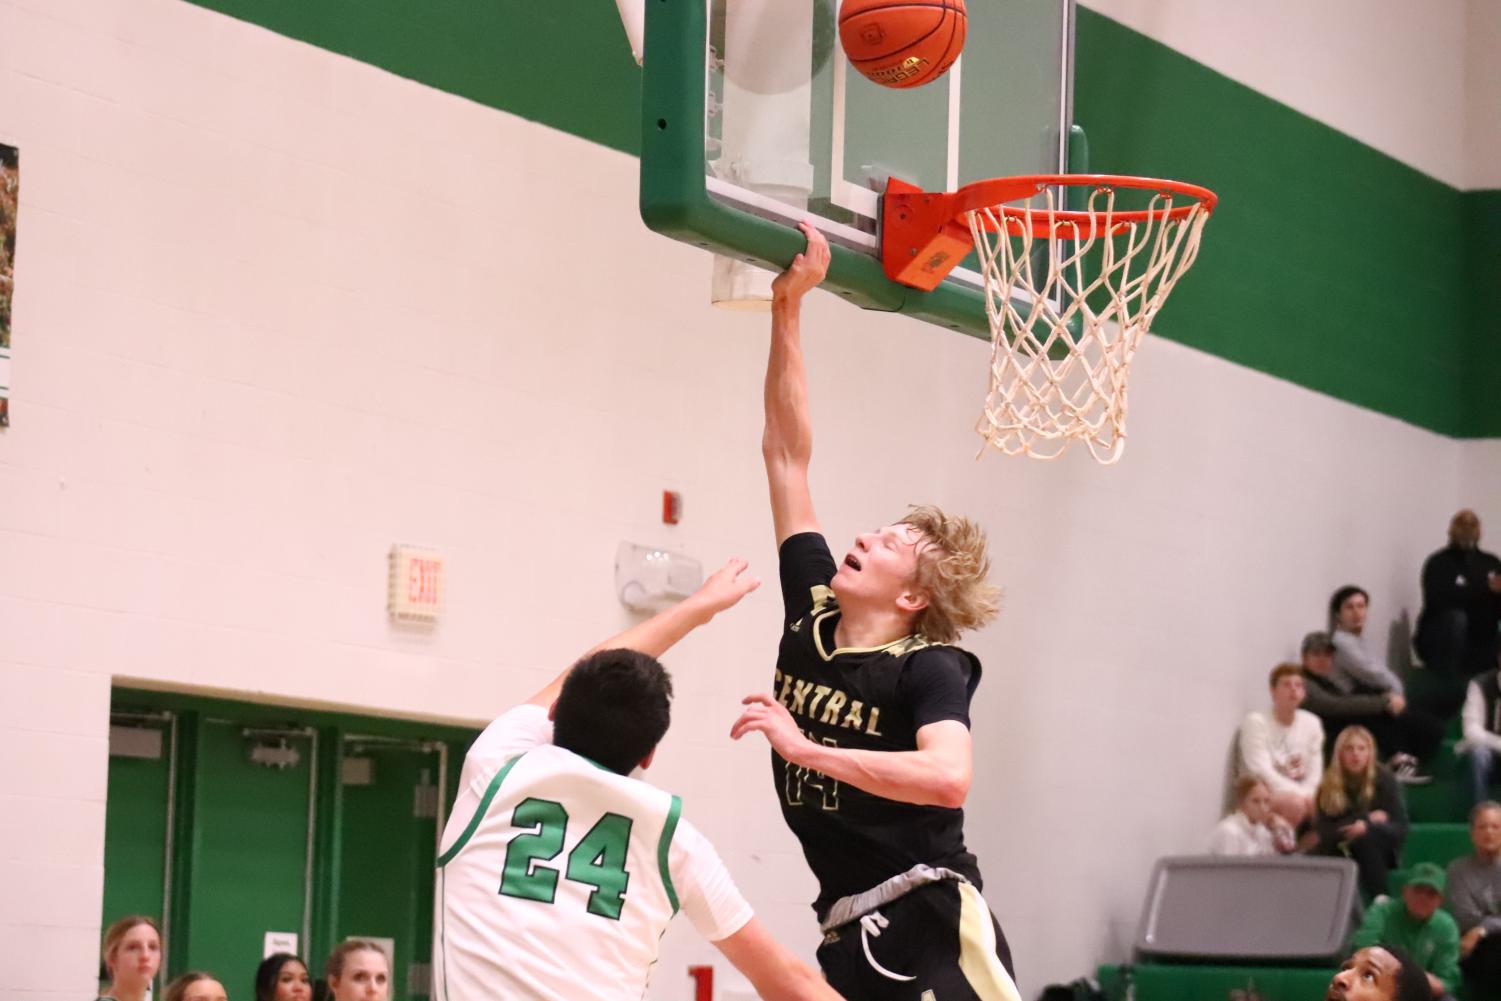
[1210,776,1281,856]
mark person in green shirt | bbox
[1351,862,1462,999]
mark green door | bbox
[102,713,175,976]
[186,721,316,997]
[99,691,478,999]
[336,738,448,1001]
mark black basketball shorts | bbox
[816,879,1019,1001]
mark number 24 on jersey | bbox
[499,797,632,920]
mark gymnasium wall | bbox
[0,1,1495,1000]
[160,0,1501,438]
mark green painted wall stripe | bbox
[1075,7,1488,437]
[185,0,643,155]
[180,0,1499,437]
[1464,190,1501,434]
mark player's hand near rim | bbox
[526,558,761,708]
[770,221,832,302]
[731,693,973,809]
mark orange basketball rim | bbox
[881,174,1218,291]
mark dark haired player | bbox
[1328,946,1434,1001]
[731,222,1018,1000]
[435,559,843,1001]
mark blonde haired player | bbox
[435,558,843,1001]
[731,222,1019,1001]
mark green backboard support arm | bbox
[639,0,1085,338]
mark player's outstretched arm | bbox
[714,917,847,1001]
[764,221,831,547]
[732,695,972,808]
[524,559,761,708]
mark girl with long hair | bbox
[324,941,390,1001]
[1313,725,1409,898]
[96,917,161,1001]
[254,953,311,1001]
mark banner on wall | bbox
[0,143,16,428]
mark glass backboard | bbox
[640,0,1076,335]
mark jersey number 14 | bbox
[499,797,632,920]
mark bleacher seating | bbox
[1096,706,1475,1000]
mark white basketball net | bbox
[967,185,1212,463]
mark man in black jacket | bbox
[1415,510,1501,678]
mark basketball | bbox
[838,0,967,90]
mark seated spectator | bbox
[1414,510,1501,678]
[1312,725,1409,900]
[1458,651,1501,805]
[163,973,228,1001]
[1351,863,1461,1000]
[1239,663,1323,826]
[325,941,390,1001]
[1303,631,1402,740]
[1329,586,1445,779]
[254,954,311,1001]
[1328,946,1434,1001]
[1445,801,1501,999]
[1210,775,1292,855]
[97,916,161,1001]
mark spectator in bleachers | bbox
[1328,946,1442,1001]
[1415,510,1501,678]
[1329,586,1445,780]
[163,973,228,1001]
[254,954,311,1001]
[96,916,161,1001]
[1238,663,1323,827]
[1351,862,1461,1000]
[1209,775,1286,855]
[1458,651,1501,805]
[1445,801,1501,998]
[325,940,390,1001]
[1313,725,1409,899]
[1303,631,1411,751]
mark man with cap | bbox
[1350,862,1461,999]
[1300,630,1440,780]
[1328,947,1445,1001]
[1415,510,1501,678]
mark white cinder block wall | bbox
[0,1,1494,999]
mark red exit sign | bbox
[389,545,444,622]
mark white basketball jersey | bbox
[435,745,684,1001]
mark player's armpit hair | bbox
[900,504,1001,644]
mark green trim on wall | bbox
[1075,7,1486,437]
[183,0,643,155]
[1464,190,1501,435]
[179,0,1499,436]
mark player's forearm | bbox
[797,741,970,809]
[756,962,843,1001]
[763,297,814,469]
[585,594,719,659]
[525,598,716,707]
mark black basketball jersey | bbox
[772,532,984,920]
